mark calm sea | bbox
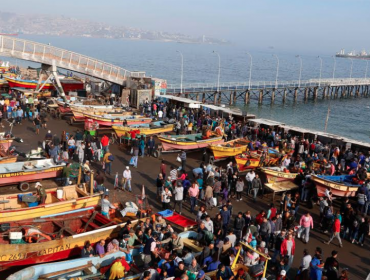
[7,35,370,143]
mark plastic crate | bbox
[157,209,173,218]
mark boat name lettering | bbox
[0,252,27,261]
[0,167,61,178]
[37,243,71,256]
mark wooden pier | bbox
[166,78,370,105]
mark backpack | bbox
[108,155,115,161]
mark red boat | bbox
[0,208,129,270]
[5,77,84,92]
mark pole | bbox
[90,171,94,196]
[318,56,323,87]
[213,51,221,92]
[176,50,183,94]
[296,55,302,87]
[273,54,279,89]
[324,104,331,132]
[246,52,253,90]
[349,58,353,79]
[365,60,369,79]
[332,56,336,82]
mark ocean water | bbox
[6,35,370,142]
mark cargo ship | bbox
[335,49,370,59]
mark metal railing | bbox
[166,78,370,93]
[0,35,145,84]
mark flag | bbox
[114,173,119,189]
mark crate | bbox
[157,209,173,218]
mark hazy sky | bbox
[3,0,370,53]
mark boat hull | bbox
[311,175,358,197]
[0,167,63,186]
[0,156,17,164]
[235,157,260,171]
[113,124,174,137]
[5,78,54,90]
[260,168,298,183]
[209,139,249,159]
[0,139,13,152]
[160,137,224,151]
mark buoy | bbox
[109,261,125,279]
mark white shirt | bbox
[203,220,214,233]
[227,234,236,247]
[246,172,255,182]
[158,111,163,118]
[123,169,131,180]
[301,255,312,271]
[162,190,171,203]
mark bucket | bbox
[56,188,64,199]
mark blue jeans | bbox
[190,196,197,214]
[132,156,138,167]
[140,146,145,157]
[64,176,70,186]
[123,179,131,191]
[253,188,258,201]
[105,162,112,175]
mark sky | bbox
[2,0,370,54]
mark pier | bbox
[166,78,370,105]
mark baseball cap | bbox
[280,270,286,276]
[197,270,205,279]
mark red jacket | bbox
[255,214,265,225]
[280,238,295,256]
[101,135,109,147]
[333,218,341,233]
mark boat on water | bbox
[0,208,144,270]
[311,174,361,197]
[0,159,65,187]
[0,184,101,223]
[208,138,250,160]
[83,113,152,127]
[6,251,133,280]
[235,149,281,172]
[113,121,175,137]
[158,133,224,151]
[260,167,299,183]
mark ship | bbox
[335,49,370,59]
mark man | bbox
[298,212,313,244]
[173,181,184,214]
[196,270,211,280]
[143,232,159,268]
[33,115,41,134]
[147,136,155,157]
[95,239,106,258]
[245,171,255,196]
[204,184,214,210]
[161,232,184,255]
[299,249,312,277]
[180,150,186,171]
[170,166,178,185]
[160,160,167,179]
[188,259,201,273]
[35,182,47,204]
[101,134,109,153]
[100,195,116,219]
[324,250,340,275]
[325,215,343,247]
[174,262,186,278]
[226,230,237,247]
[122,166,132,192]
[280,233,295,268]
[203,215,214,233]
[199,243,215,266]
[94,170,105,193]
[216,264,235,280]
[128,229,140,247]
[62,162,72,186]
[259,217,271,247]
[188,182,199,214]
[221,205,231,232]
[102,149,113,175]
[252,174,262,202]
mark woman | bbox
[143,228,152,244]
[196,206,207,224]
[139,136,145,157]
[235,176,244,201]
[213,213,223,238]
[161,186,172,210]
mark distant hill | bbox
[0,11,229,45]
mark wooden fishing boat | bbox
[0,208,143,270]
[158,133,224,151]
[0,138,13,152]
[71,106,131,121]
[260,167,299,183]
[311,175,360,197]
[113,121,175,137]
[5,77,54,90]
[235,149,281,172]
[0,155,17,164]
[84,113,152,127]
[208,138,250,160]
[6,251,130,280]
[0,184,101,223]
[0,159,65,186]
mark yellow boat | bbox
[208,138,250,160]
[0,184,100,223]
[83,112,152,127]
[112,121,174,137]
[158,133,224,151]
[260,167,299,183]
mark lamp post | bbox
[296,55,303,87]
[213,51,221,92]
[273,54,279,89]
[176,50,183,94]
[349,58,353,79]
[332,56,336,82]
[365,60,369,79]
[318,56,323,87]
[246,52,253,90]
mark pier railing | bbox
[0,35,145,84]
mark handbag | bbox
[176,155,182,163]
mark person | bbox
[81,241,95,257]
[188,259,201,273]
[234,268,251,280]
[180,151,186,171]
[107,239,120,253]
[161,232,184,255]
[221,205,231,233]
[35,182,47,204]
[122,166,132,192]
[276,270,288,280]
[100,195,116,219]
[143,232,159,268]
[216,264,235,280]
[188,182,199,214]
[147,136,155,157]
[96,239,106,258]
[234,212,245,240]
[252,174,262,202]
[298,249,312,279]
[33,115,41,134]
[102,149,113,175]
[325,214,343,247]
[174,261,186,278]
[324,250,339,274]
[298,212,314,244]
[173,181,184,214]
[280,233,295,268]
[162,186,172,210]
[160,160,167,179]
[62,162,72,186]
[101,134,109,153]
[139,136,145,157]
[235,176,244,201]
